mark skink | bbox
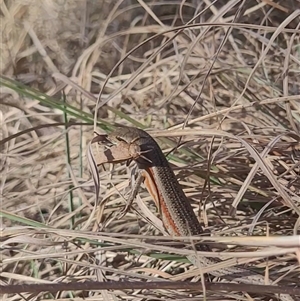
[93,126,295,301]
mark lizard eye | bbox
[116,136,128,143]
[91,133,114,147]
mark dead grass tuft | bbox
[1,0,300,300]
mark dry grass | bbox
[1,0,300,300]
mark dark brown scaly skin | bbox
[101,126,295,301]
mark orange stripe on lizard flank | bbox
[143,167,181,236]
